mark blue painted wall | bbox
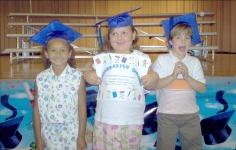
[0,77,236,150]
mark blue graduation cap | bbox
[200,110,235,145]
[30,20,82,46]
[95,7,142,46]
[161,13,201,48]
[0,116,24,149]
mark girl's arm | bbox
[77,77,87,149]
[141,66,159,91]
[83,69,101,85]
[33,83,45,150]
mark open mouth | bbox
[179,46,186,52]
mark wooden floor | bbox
[0,52,236,79]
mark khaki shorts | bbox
[156,112,203,150]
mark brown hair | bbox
[99,26,140,53]
[41,43,77,69]
[168,23,192,41]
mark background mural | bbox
[0,77,236,150]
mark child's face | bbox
[45,38,71,68]
[169,32,191,60]
[109,26,135,54]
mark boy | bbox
[152,13,206,150]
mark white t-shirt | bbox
[152,51,206,114]
[94,50,150,125]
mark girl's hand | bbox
[35,137,45,150]
[141,66,159,90]
[77,136,87,150]
[141,72,159,88]
[83,70,101,85]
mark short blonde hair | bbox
[169,23,192,41]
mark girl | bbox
[31,20,87,150]
[84,8,159,150]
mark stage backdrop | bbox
[0,77,236,150]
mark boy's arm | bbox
[181,61,206,93]
[33,83,45,149]
[154,75,176,90]
[185,77,206,93]
[77,77,87,149]
[151,56,175,90]
[152,61,185,90]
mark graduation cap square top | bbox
[0,116,24,138]
[200,110,235,145]
[161,13,201,48]
[30,20,82,46]
[95,7,142,46]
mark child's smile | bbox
[45,39,71,70]
[109,26,135,54]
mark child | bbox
[30,20,87,150]
[83,7,159,150]
[152,13,206,150]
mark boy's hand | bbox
[179,62,189,79]
[172,61,183,79]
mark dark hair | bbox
[99,26,140,53]
[41,42,77,69]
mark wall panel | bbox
[230,1,236,53]
[0,1,5,50]
[1,0,236,54]
[202,1,213,47]
[222,2,231,52]
[58,1,69,14]
[5,1,20,51]
[149,1,164,46]
[137,1,150,47]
